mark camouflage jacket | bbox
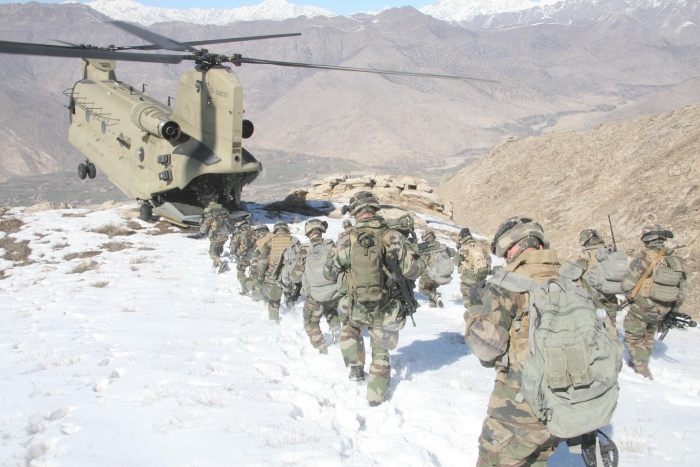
[230,224,253,259]
[620,245,688,322]
[200,216,228,243]
[324,215,425,306]
[250,233,271,280]
[256,233,298,282]
[465,249,560,424]
[453,239,492,285]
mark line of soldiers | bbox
[200,197,691,465]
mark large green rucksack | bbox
[349,229,389,305]
[487,262,623,438]
[587,246,628,295]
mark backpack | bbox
[302,239,339,302]
[587,246,628,295]
[384,214,416,241]
[460,242,490,283]
[640,253,686,303]
[349,229,389,305]
[487,261,623,439]
[209,208,233,237]
[427,245,454,285]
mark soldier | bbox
[229,217,254,295]
[255,220,299,321]
[248,224,271,302]
[576,229,622,323]
[417,230,456,308]
[325,191,425,406]
[453,228,491,318]
[465,216,562,466]
[199,202,230,273]
[342,219,353,233]
[290,218,341,354]
[621,224,688,380]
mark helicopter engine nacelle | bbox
[130,102,181,141]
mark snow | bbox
[85,0,336,26]
[419,0,562,22]
[1,203,699,466]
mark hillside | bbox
[1,1,700,189]
[437,103,700,316]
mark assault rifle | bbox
[283,282,302,311]
[658,311,697,341]
[385,253,417,327]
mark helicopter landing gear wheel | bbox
[87,163,97,179]
[78,163,87,179]
[139,203,152,221]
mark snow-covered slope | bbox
[419,0,562,21]
[85,0,336,26]
[1,204,699,465]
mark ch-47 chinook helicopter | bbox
[0,21,495,226]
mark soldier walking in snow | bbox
[453,228,491,316]
[324,191,425,406]
[255,221,299,321]
[417,230,456,308]
[199,202,231,273]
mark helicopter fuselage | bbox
[67,59,261,224]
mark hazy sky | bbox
[0,1,437,16]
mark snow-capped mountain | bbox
[419,0,561,21]
[84,0,336,26]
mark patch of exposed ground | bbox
[0,217,32,267]
[89,223,135,238]
[64,251,101,261]
[101,241,132,252]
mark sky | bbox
[0,1,437,16]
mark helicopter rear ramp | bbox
[153,202,250,228]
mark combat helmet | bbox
[305,218,328,237]
[343,191,380,217]
[491,215,549,259]
[342,219,353,230]
[458,228,473,243]
[273,220,290,234]
[422,230,436,242]
[579,229,603,247]
[641,224,674,244]
[253,224,270,237]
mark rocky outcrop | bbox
[296,174,453,219]
[23,202,76,214]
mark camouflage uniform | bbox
[230,220,255,294]
[417,231,456,308]
[256,221,298,320]
[248,225,271,302]
[325,192,425,406]
[199,203,229,269]
[342,219,353,233]
[621,224,688,379]
[466,216,562,467]
[575,229,620,323]
[453,229,492,322]
[292,219,342,354]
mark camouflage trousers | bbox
[209,241,226,267]
[339,297,405,405]
[419,276,440,307]
[303,296,341,354]
[460,279,477,309]
[477,416,561,467]
[261,280,283,320]
[236,258,250,294]
[623,311,659,368]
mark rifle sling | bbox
[630,247,666,299]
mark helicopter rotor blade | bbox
[0,40,186,64]
[120,33,302,51]
[110,20,197,52]
[52,39,80,47]
[236,57,499,83]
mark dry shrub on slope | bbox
[438,104,700,317]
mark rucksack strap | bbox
[630,248,666,299]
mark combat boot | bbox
[348,365,365,381]
[628,359,654,380]
[268,301,280,321]
[368,400,383,407]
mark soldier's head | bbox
[579,229,604,247]
[343,191,380,220]
[305,218,328,239]
[253,224,270,237]
[422,230,436,242]
[273,220,290,235]
[342,219,353,231]
[641,224,674,245]
[458,228,473,244]
[491,216,549,263]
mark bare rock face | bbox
[299,174,453,219]
[437,103,700,318]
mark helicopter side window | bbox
[86,110,91,122]
[101,122,107,134]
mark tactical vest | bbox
[302,239,339,302]
[269,233,293,270]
